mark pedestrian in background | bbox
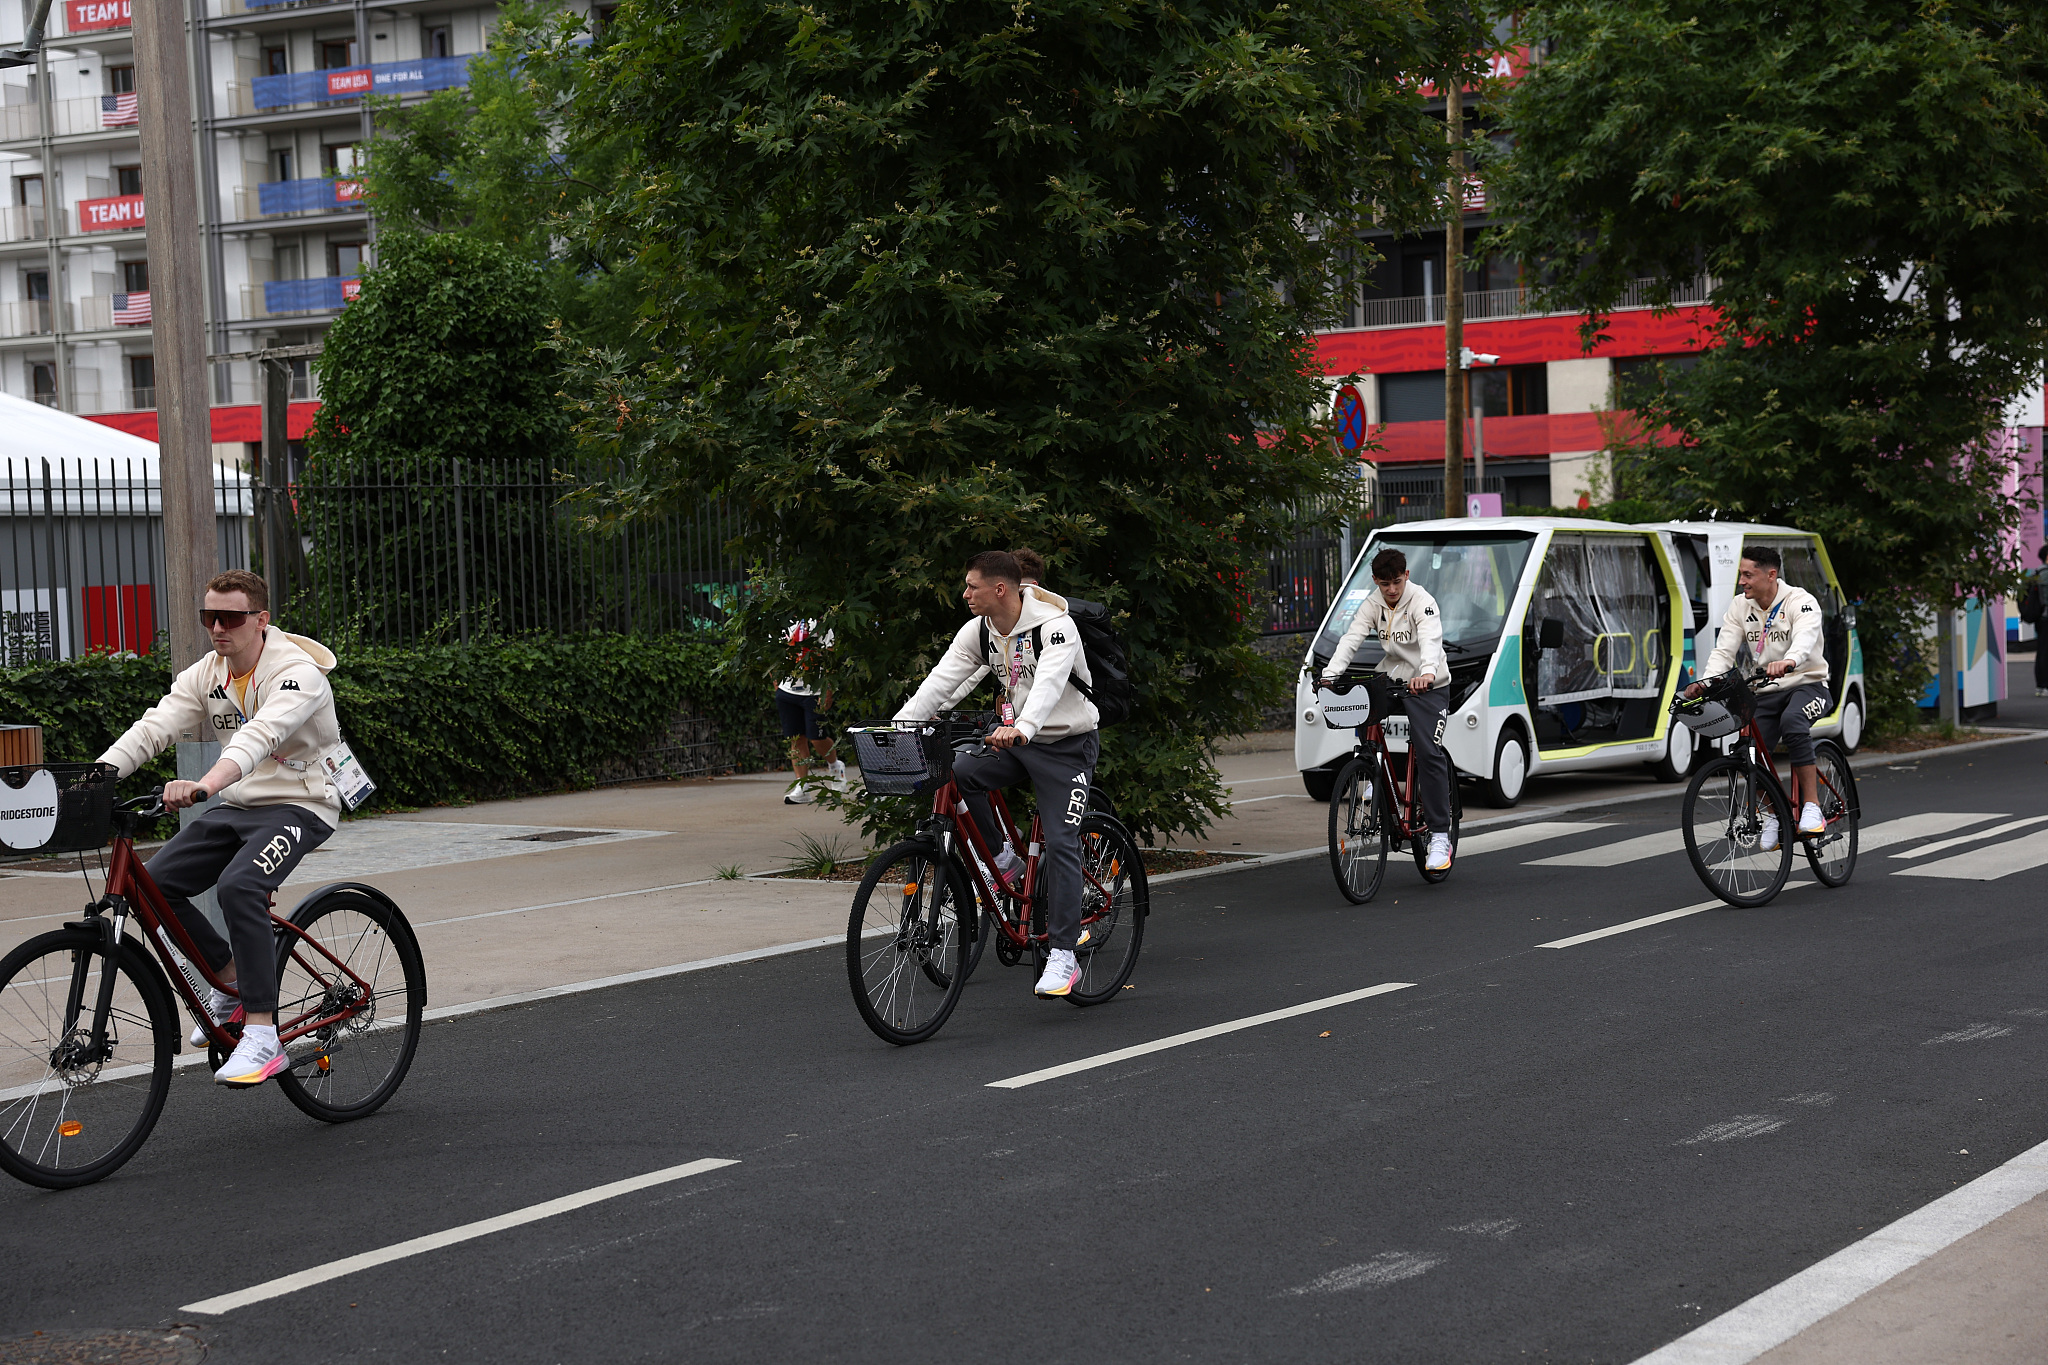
[2027,545,2048,697]
[777,620,844,805]
[1012,546,1046,596]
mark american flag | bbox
[112,291,150,325]
[100,92,138,127]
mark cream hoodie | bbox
[99,626,345,826]
[1703,581,1830,692]
[897,587,1099,741]
[1323,580,1451,689]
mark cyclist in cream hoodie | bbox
[97,570,344,1090]
[1318,546,1456,871]
[1686,544,1831,846]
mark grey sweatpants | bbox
[952,730,1100,952]
[1400,686,1454,834]
[146,804,332,1014]
[1753,683,1830,767]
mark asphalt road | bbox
[4,737,2046,1364]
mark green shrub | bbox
[0,632,774,818]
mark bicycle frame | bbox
[1353,721,1431,843]
[68,810,376,1059]
[922,773,1112,952]
[1711,712,1850,846]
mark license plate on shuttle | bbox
[1382,716,1409,746]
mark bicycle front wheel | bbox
[1683,758,1794,907]
[1066,813,1148,1006]
[1328,757,1389,904]
[273,887,427,1123]
[0,928,175,1189]
[848,842,973,1045]
[1803,739,1860,887]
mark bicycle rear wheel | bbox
[1683,757,1794,907]
[1328,757,1389,904]
[1412,782,1463,884]
[1803,739,1859,887]
[848,841,973,1045]
[1065,813,1148,1005]
[273,887,427,1123]
[0,928,175,1189]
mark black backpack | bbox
[2021,578,2044,626]
[979,598,1136,726]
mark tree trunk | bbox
[1443,89,1466,518]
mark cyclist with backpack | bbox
[897,550,1112,998]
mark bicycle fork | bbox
[57,900,130,1070]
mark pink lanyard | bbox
[1000,634,1025,723]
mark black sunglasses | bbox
[199,609,259,629]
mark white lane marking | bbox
[1893,829,2048,881]
[1228,793,1310,806]
[1446,1218,1521,1239]
[1858,811,2005,852]
[1539,883,1814,948]
[1676,1115,1786,1144]
[1625,1135,2048,1365]
[1281,1251,1444,1296]
[1890,814,2048,860]
[1924,1023,2014,1045]
[1223,775,1300,787]
[182,1158,739,1315]
[1525,828,1687,868]
[413,878,729,928]
[985,982,1415,1089]
[1458,822,1612,858]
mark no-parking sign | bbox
[1333,384,1367,451]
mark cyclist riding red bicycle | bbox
[1684,544,1831,850]
[895,550,1098,999]
[96,570,345,1089]
[1317,547,1455,872]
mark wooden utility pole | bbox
[1442,84,1467,519]
[134,0,217,672]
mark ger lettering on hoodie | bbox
[897,587,1099,741]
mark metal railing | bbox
[0,300,59,338]
[1342,276,1716,333]
[0,204,54,242]
[279,458,753,645]
[0,95,138,144]
[0,456,253,663]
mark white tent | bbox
[0,390,251,516]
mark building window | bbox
[275,243,302,281]
[1473,363,1548,417]
[29,362,56,405]
[121,260,148,293]
[1379,371,1445,425]
[264,46,288,76]
[319,39,357,69]
[15,175,40,207]
[23,270,47,301]
[331,241,365,277]
[271,147,295,182]
[324,142,363,175]
[115,165,141,197]
[426,25,453,57]
[290,359,311,401]
[107,64,134,94]
[129,354,154,409]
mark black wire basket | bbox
[0,762,118,856]
[846,713,994,797]
[1319,673,1408,729]
[1673,671,1756,740]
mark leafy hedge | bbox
[0,633,773,816]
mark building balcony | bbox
[0,93,142,143]
[250,55,472,112]
[0,300,58,338]
[258,274,359,316]
[242,175,366,218]
[0,204,60,242]
[1333,276,1717,334]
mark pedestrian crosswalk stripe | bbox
[1893,829,2048,882]
[1890,814,2048,860]
[1457,822,1612,858]
[1524,827,1686,868]
[1857,811,2005,852]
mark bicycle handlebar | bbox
[119,783,208,819]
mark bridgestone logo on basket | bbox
[0,806,55,819]
[0,768,62,850]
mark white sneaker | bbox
[992,845,1022,893]
[1425,833,1452,871]
[189,984,242,1048]
[1757,815,1781,852]
[784,781,816,806]
[1034,948,1080,998]
[214,1025,287,1088]
[828,759,848,785]
[1798,802,1826,835]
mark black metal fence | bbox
[274,458,752,644]
[1,456,254,663]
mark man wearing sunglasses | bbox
[96,570,345,1089]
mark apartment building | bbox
[0,0,513,456]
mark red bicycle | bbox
[844,714,1147,1045]
[1321,674,1464,903]
[0,765,425,1189]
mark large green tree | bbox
[1492,0,2048,727]
[558,0,1487,841]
